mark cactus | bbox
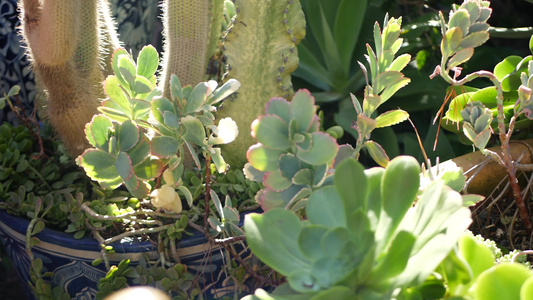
[19,0,121,157]
[216,0,306,169]
[159,0,225,95]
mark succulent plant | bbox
[77,46,241,200]
[245,89,341,211]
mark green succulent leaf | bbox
[364,141,390,168]
[105,76,132,113]
[374,109,409,128]
[186,82,209,114]
[181,115,206,146]
[244,210,311,277]
[473,264,533,300]
[85,115,112,150]
[307,185,345,228]
[447,48,474,70]
[247,144,285,172]
[151,136,180,158]
[136,45,159,79]
[133,157,163,180]
[253,115,290,150]
[334,158,367,216]
[290,90,317,133]
[295,133,338,166]
[117,120,140,152]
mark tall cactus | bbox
[216,0,306,169]
[19,0,120,157]
[160,0,224,96]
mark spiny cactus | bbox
[216,0,306,169]
[19,0,121,157]
[159,0,224,96]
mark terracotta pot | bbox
[0,209,233,299]
[431,139,533,196]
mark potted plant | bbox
[0,0,308,299]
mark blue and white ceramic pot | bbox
[0,209,233,300]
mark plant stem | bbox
[439,68,533,236]
[204,155,212,231]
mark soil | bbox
[469,186,533,263]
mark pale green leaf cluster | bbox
[77,46,240,200]
[244,156,472,299]
[245,90,343,212]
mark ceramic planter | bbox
[0,209,233,299]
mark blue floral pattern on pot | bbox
[0,209,232,299]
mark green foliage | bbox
[244,156,472,299]
[244,89,342,211]
[77,46,240,200]
[434,232,533,299]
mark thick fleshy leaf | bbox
[118,55,137,88]
[244,210,311,276]
[97,106,130,123]
[299,225,329,260]
[380,77,410,103]
[296,133,338,166]
[265,97,290,122]
[112,48,129,87]
[127,136,151,166]
[292,169,313,186]
[441,27,463,59]
[117,120,140,152]
[133,156,164,180]
[78,149,116,171]
[208,79,240,105]
[252,115,290,150]
[133,75,153,95]
[375,109,409,128]
[364,141,390,167]
[474,264,532,300]
[370,231,415,282]
[458,31,489,51]
[181,115,206,146]
[290,90,317,133]
[449,9,470,37]
[85,115,112,149]
[105,76,131,112]
[307,186,346,228]
[334,158,368,216]
[151,97,175,125]
[247,144,284,172]
[151,136,180,158]
[374,71,403,95]
[279,154,302,179]
[387,53,411,72]
[115,151,134,181]
[264,169,292,192]
[447,48,474,70]
[376,156,420,249]
[136,45,159,78]
[185,82,209,114]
